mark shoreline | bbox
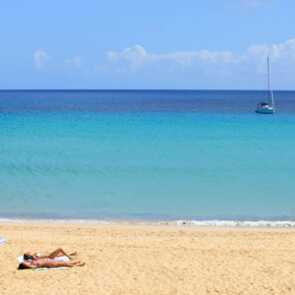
[1,217,295,228]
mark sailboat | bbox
[255,56,275,114]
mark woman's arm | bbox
[21,261,38,269]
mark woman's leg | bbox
[44,260,85,268]
[48,248,69,258]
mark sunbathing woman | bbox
[18,248,85,270]
[24,248,77,260]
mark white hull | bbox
[255,107,275,114]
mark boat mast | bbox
[267,56,275,109]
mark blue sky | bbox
[1,0,295,89]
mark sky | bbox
[1,0,295,89]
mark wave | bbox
[175,220,295,228]
[1,217,295,228]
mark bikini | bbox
[31,256,69,267]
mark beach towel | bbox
[0,237,6,245]
[17,255,70,270]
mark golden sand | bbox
[1,222,295,295]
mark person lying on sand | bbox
[18,248,85,270]
[24,248,77,260]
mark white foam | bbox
[175,220,295,228]
[1,217,295,228]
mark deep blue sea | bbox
[0,90,294,221]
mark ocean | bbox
[0,90,294,223]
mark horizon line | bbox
[0,88,295,92]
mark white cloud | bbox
[31,38,295,88]
[65,56,82,68]
[34,49,49,69]
[106,38,295,71]
[107,45,148,70]
[247,38,295,60]
[33,51,83,71]
[104,38,295,88]
[107,45,238,71]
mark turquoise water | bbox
[0,90,295,220]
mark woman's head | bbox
[23,253,34,260]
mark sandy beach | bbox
[1,222,295,295]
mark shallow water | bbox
[0,90,294,220]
